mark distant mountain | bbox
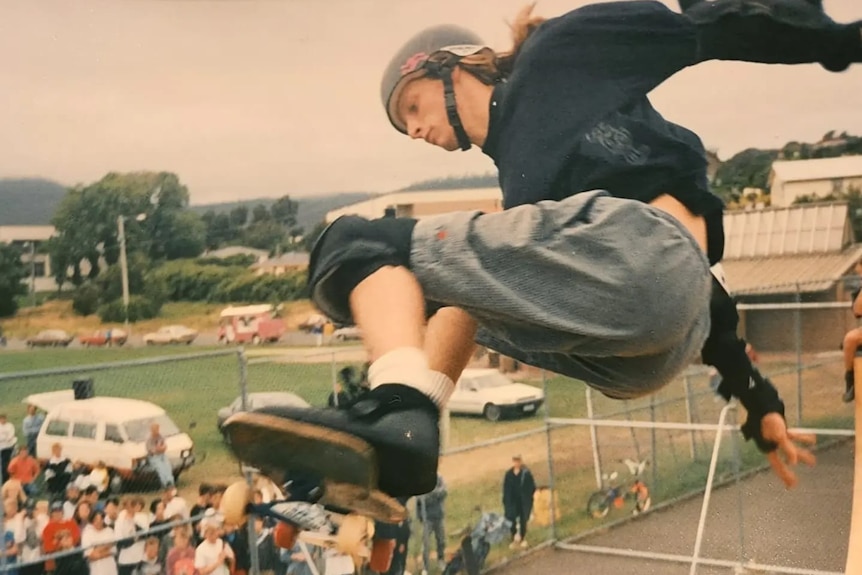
[0,178,68,226]
[191,192,376,234]
[397,173,498,191]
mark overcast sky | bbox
[2,0,862,205]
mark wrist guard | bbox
[718,367,785,453]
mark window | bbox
[124,415,181,442]
[105,424,124,444]
[45,419,70,437]
[72,422,97,440]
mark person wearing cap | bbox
[41,501,81,573]
[250,0,862,501]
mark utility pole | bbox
[118,215,130,329]
[28,241,36,308]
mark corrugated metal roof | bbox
[325,187,503,222]
[771,155,862,183]
[722,202,850,258]
[722,244,862,295]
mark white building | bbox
[325,187,504,223]
[0,225,58,292]
[768,155,862,207]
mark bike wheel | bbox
[587,491,611,519]
[634,482,652,514]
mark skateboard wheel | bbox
[274,522,299,550]
[369,538,396,573]
[220,480,252,526]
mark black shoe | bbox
[226,384,440,498]
[844,371,855,403]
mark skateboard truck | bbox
[220,478,398,574]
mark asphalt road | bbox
[491,440,853,575]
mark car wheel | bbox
[483,404,502,422]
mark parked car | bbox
[332,326,362,342]
[447,368,545,422]
[216,392,310,438]
[79,329,128,347]
[26,329,74,348]
[142,325,198,345]
[23,390,196,493]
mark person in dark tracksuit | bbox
[255,0,862,503]
[502,456,536,548]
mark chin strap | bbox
[425,60,472,151]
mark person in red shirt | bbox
[41,501,81,573]
[6,446,40,497]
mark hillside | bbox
[0,178,67,225]
[191,192,375,234]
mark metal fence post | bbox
[795,282,803,426]
[541,370,558,542]
[684,373,696,461]
[237,347,261,575]
[650,394,658,496]
[585,386,603,489]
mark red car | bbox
[79,329,127,347]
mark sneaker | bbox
[520,539,528,548]
[224,384,440,498]
[844,371,856,403]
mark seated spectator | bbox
[6,446,40,498]
[43,443,73,499]
[87,462,111,495]
[42,501,81,574]
[195,516,234,575]
[2,478,27,509]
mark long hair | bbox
[455,3,546,84]
[495,3,546,77]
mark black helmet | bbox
[380,24,491,151]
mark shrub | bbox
[97,295,161,323]
[72,282,101,316]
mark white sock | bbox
[367,347,454,409]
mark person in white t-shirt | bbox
[81,509,118,575]
[0,414,17,484]
[194,518,234,575]
[115,497,150,575]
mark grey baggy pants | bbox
[409,190,712,399]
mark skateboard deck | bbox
[220,479,397,573]
[460,535,480,575]
[222,411,407,524]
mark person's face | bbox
[92,513,104,529]
[77,502,91,521]
[105,502,118,518]
[397,76,461,151]
[512,458,522,471]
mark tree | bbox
[230,206,249,228]
[251,204,271,223]
[50,171,206,286]
[270,196,298,228]
[0,244,28,317]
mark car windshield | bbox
[123,414,182,442]
[466,373,513,390]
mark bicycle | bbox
[586,458,651,519]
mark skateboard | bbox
[221,412,408,573]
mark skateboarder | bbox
[246,0,861,500]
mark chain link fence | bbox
[0,275,857,574]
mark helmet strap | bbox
[439,66,472,152]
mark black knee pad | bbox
[307,215,418,325]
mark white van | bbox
[24,390,196,492]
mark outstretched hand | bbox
[759,412,817,489]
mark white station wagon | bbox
[448,368,545,422]
[24,390,196,492]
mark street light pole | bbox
[117,215,130,330]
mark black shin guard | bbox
[702,277,785,452]
[307,215,418,325]
[685,0,861,72]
